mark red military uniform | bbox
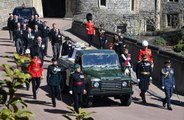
[86,21,95,35]
[28,57,43,78]
[138,49,153,64]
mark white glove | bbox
[125,69,130,76]
[83,89,87,94]
[149,77,152,80]
[137,79,140,82]
[151,64,154,68]
[130,68,133,72]
[173,85,175,89]
[162,86,165,90]
[69,90,72,95]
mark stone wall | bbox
[74,0,155,35]
[0,0,32,27]
[160,0,184,29]
[71,20,184,95]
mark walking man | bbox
[28,52,43,99]
[49,23,62,59]
[69,64,86,113]
[14,22,23,54]
[161,60,176,110]
[47,58,63,107]
[41,21,50,56]
[7,13,14,41]
[137,55,152,103]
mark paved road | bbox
[0,18,183,120]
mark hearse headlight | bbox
[122,81,127,87]
[93,82,100,88]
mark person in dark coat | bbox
[69,64,86,113]
[30,36,45,64]
[137,54,152,103]
[7,13,14,41]
[49,23,62,59]
[98,23,107,49]
[24,28,35,49]
[161,60,176,110]
[33,24,42,40]
[61,37,70,56]
[41,21,50,56]
[28,15,35,29]
[22,23,28,53]
[47,58,63,107]
[113,29,124,56]
[14,22,23,55]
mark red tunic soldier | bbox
[28,53,43,99]
[138,40,153,65]
[86,13,95,47]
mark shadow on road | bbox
[133,100,164,109]
[24,99,52,107]
[16,93,33,99]
[151,97,184,107]
[44,108,72,115]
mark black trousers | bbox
[88,34,93,46]
[73,88,83,113]
[49,85,61,106]
[32,77,41,99]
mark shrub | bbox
[173,43,184,52]
[153,37,166,46]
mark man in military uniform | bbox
[47,58,63,107]
[138,40,153,65]
[28,52,43,99]
[113,29,124,56]
[69,64,86,113]
[137,55,152,103]
[86,13,95,47]
[49,23,62,59]
[98,23,107,49]
[161,60,175,110]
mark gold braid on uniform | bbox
[161,69,169,78]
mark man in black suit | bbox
[7,13,14,41]
[14,23,23,55]
[24,27,35,50]
[30,36,45,64]
[49,23,62,59]
[41,21,50,56]
[33,24,42,40]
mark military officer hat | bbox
[74,64,81,69]
[86,13,92,21]
[164,60,171,64]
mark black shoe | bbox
[162,99,166,107]
[167,107,172,111]
[53,103,56,107]
[142,100,147,103]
